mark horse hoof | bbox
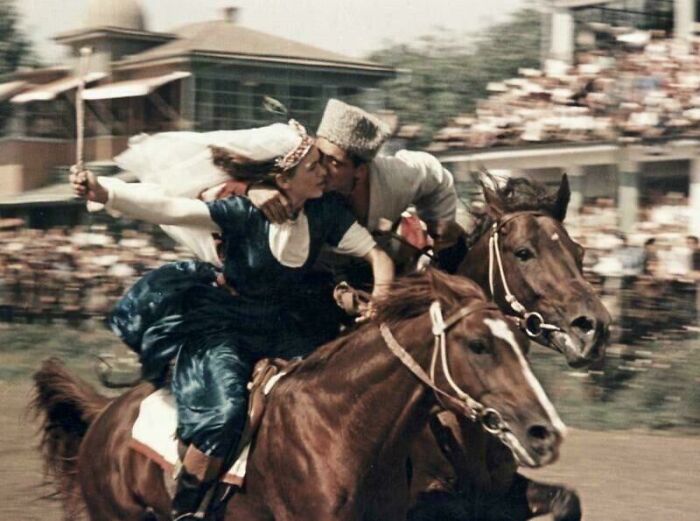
[551,488,582,521]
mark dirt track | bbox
[1,381,699,521]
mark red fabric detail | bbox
[399,214,431,250]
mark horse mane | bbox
[373,268,486,323]
[292,269,486,376]
[464,172,564,250]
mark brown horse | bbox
[33,269,565,521]
[459,174,610,367]
[410,174,612,521]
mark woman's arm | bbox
[70,169,220,231]
[363,246,395,300]
[329,218,395,300]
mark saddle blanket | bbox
[130,389,249,486]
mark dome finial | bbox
[85,0,146,31]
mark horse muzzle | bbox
[501,421,563,468]
[548,317,609,368]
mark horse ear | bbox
[552,173,571,222]
[480,180,505,220]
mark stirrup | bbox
[172,513,204,521]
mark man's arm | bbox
[394,150,457,225]
[378,150,460,247]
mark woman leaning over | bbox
[70,121,394,521]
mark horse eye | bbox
[468,339,489,354]
[515,248,534,261]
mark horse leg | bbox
[521,475,582,521]
[478,430,581,521]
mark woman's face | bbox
[280,145,328,202]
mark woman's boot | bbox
[171,444,223,520]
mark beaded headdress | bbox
[275,120,314,172]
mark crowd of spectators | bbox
[2,208,698,346]
[567,196,700,343]
[0,224,184,327]
[429,35,700,151]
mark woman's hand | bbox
[333,281,375,322]
[69,166,108,203]
[355,300,376,323]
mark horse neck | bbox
[461,232,491,296]
[305,316,437,463]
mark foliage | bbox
[367,6,543,144]
[530,333,700,433]
[2,318,700,433]
[0,322,124,387]
[0,0,35,75]
[0,1,37,131]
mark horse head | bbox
[376,270,565,468]
[459,174,611,368]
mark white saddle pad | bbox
[131,389,249,486]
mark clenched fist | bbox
[69,165,108,204]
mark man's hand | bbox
[428,220,464,251]
[69,166,108,203]
[248,186,292,224]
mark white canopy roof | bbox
[82,71,190,100]
[0,80,27,101]
[11,72,105,103]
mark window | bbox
[195,76,245,130]
[195,72,342,130]
[289,85,322,128]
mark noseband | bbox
[488,211,561,339]
[379,301,510,438]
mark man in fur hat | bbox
[252,98,462,255]
[249,99,463,344]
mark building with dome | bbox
[0,2,395,224]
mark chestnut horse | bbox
[33,270,565,521]
[410,174,612,521]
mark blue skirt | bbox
[108,260,313,456]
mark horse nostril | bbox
[571,315,596,335]
[527,424,558,457]
[527,424,554,443]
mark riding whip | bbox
[76,46,93,174]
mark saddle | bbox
[238,357,293,457]
[130,357,297,486]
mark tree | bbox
[0,1,37,131]
[0,0,35,74]
[367,6,542,145]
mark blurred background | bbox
[0,0,699,519]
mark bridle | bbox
[379,300,520,446]
[488,211,562,340]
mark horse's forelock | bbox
[466,175,565,248]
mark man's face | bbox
[316,137,357,196]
